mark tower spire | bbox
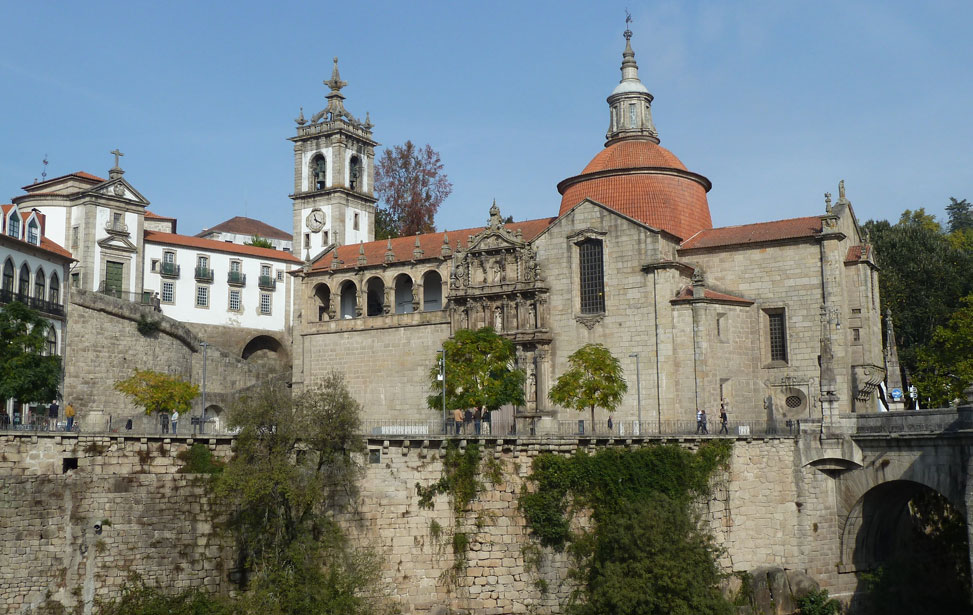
[311,57,356,124]
[605,20,659,146]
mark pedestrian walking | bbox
[65,402,76,432]
[160,412,169,434]
[719,401,729,435]
[607,414,614,433]
[695,408,704,434]
[473,408,482,435]
[171,410,179,435]
[700,409,708,434]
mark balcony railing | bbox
[227,271,247,286]
[258,275,276,290]
[104,220,129,235]
[195,267,214,282]
[160,262,180,278]
[0,289,65,316]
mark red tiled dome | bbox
[557,139,713,240]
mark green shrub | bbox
[797,589,840,615]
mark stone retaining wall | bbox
[0,433,839,614]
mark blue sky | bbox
[2,1,970,237]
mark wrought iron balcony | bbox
[227,271,247,286]
[159,262,180,278]
[194,267,214,282]
[258,275,276,290]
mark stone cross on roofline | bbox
[109,148,125,179]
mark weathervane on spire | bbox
[624,9,633,40]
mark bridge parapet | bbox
[849,407,973,435]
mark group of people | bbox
[0,400,75,431]
[696,400,729,435]
[451,408,490,435]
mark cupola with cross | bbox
[289,58,379,261]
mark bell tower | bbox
[289,58,378,261]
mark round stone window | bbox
[786,395,803,409]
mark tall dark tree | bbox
[946,197,973,234]
[374,141,452,239]
[0,301,61,406]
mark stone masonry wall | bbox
[63,290,276,428]
[0,433,843,614]
[0,433,235,613]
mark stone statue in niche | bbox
[412,285,420,311]
[492,260,503,284]
[383,287,392,314]
[453,260,467,288]
[494,306,503,331]
[528,302,537,328]
[527,371,536,402]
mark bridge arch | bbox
[841,479,965,571]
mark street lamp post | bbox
[439,349,446,434]
[200,342,208,435]
[629,353,641,435]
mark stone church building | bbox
[291,30,885,434]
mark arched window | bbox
[8,212,20,238]
[339,280,357,319]
[578,238,605,314]
[394,274,414,314]
[349,155,361,190]
[34,266,45,300]
[27,219,39,245]
[365,276,386,316]
[422,270,442,311]
[1,259,13,293]
[313,283,331,321]
[46,326,57,356]
[49,273,60,305]
[18,264,31,297]
[311,154,327,191]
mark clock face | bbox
[306,209,326,232]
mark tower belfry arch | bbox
[289,58,379,261]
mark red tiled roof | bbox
[144,231,302,263]
[311,218,556,272]
[581,139,689,173]
[679,216,823,251]
[40,237,73,259]
[671,286,754,305]
[145,210,176,221]
[21,171,105,191]
[845,244,872,263]
[197,216,291,241]
[558,140,712,240]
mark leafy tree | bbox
[214,373,392,615]
[548,343,627,432]
[427,327,525,415]
[914,293,973,406]
[113,369,199,416]
[864,211,973,378]
[246,235,275,249]
[374,140,452,238]
[572,495,733,615]
[0,300,61,405]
